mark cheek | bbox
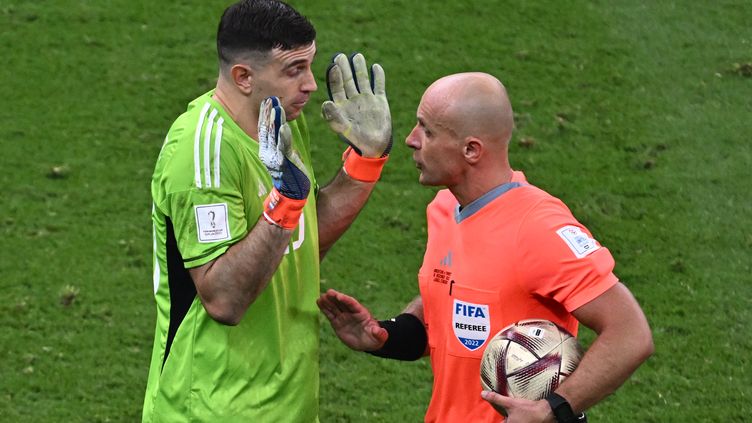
[255,77,287,97]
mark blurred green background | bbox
[1,1,750,421]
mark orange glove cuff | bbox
[342,147,389,183]
[263,188,306,229]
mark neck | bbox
[213,78,260,141]
[450,167,513,207]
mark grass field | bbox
[1,0,750,421]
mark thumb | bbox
[481,390,512,404]
[481,391,511,417]
[369,324,389,345]
[321,101,350,134]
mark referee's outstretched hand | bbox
[317,288,388,352]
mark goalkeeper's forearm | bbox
[189,218,293,325]
[316,167,377,259]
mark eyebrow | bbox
[282,59,309,70]
[281,50,318,70]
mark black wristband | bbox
[546,393,578,423]
[366,313,427,361]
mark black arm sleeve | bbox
[366,313,427,361]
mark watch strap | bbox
[545,392,577,423]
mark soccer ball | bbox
[480,319,584,401]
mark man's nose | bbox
[405,126,421,149]
[302,69,317,92]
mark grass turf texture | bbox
[1,0,750,421]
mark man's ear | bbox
[464,137,483,164]
[230,64,254,95]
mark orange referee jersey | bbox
[418,172,617,422]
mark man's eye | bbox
[287,66,304,76]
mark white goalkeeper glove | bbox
[258,96,310,229]
[322,52,393,158]
[258,96,310,200]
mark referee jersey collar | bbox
[454,181,523,223]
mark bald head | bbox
[422,72,514,146]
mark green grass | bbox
[1,0,750,421]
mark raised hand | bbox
[258,96,310,200]
[322,53,392,158]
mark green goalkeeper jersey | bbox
[143,91,320,422]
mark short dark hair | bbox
[217,0,316,66]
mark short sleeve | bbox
[515,197,618,311]
[158,136,258,269]
[167,186,248,268]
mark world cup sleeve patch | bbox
[556,225,600,258]
[452,299,490,351]
[194,203,231,243]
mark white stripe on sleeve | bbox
[194,103,211,189]
[214,117,224,188]
[203,108,218,188]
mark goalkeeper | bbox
[142,1,392,421]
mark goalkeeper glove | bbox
[322,53,392,182]
[258,96,310,229]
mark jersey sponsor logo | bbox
[440,250,453,267]
[556,225,600,258]
[433,250,454,284]
[452,299,491,351]
[195,203,230,243]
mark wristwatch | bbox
[545,393,587,423]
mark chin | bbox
[285,110,300,121]
[419,175,443,187]
[285,104,305,121]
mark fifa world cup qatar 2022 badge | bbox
[452,299,491,351]
[194,203,230,243]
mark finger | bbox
[481,391,513,407]
[333,53,358,98]
[351,53,372,95]
[330,295,352,314]
[316,295,341,317]
[279,123,293,155]
[326,62,346,102]
[270,106,280,144]
[318,303,336,321]
[371,63,386,96]
[322,290,352,314]
[318,289,346,309]
[333,291,367,314]
[275,99,285,121]
[259,97,272,131]
[481,390,499,403]
[318,289,341,307]
[262,96,280,123]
